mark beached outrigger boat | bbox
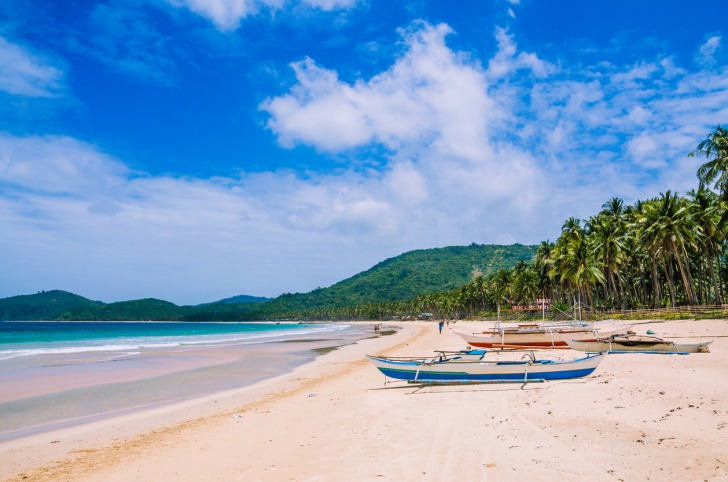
[567,334,712,354]
[457,320,633,349]
[366,349,606,384]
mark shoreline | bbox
[0,322,373,442]
[2,319,727,481]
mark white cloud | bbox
[524,56,728,202]
[627,105,651,125]
[303,0,357,10]
[0,134,128,194]
[262,22,501,162]
[166,0,358,31]
[487,27,555,79]
[698,35,721,64]
[0,36,65,97]
[166,0,261,31]
[611,61,658,87]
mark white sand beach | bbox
[1,318,727,481]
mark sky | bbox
[1,0,727,305]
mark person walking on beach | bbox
[438,320,444,334]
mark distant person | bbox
[438,320,444,334]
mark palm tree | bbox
[601,197,625,218]
[690,125,728,228]
[637,192,699,305]
[556,234,605,316]
[533,240,555,312]
[588,212,626,308]
[687,187,723,304]
[512,265,540,307]
[490,269,511,322]
[627,199,663,307]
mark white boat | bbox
[457,320,633,349]
[366,349,606,384]
[567,334,712,354]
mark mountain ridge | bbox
[0,243,536,320]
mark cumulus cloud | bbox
[260,21,568,246]
[0,36,65,97]
[262,22,501,163]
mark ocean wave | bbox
[0,323,350,361]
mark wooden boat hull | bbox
[567,339,712,354]
[458,325,631,349]
[366,352,605,382]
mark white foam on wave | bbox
[0,323,351,361]
[0,343,180,361]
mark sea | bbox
[0,321,372,441]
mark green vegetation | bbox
[212,295,271,304]
[0,244,535,321]
[263,244,535,307]
[0,290,103,320]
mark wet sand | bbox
[0,324,370,441]
[1,319,727,481]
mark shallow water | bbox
[0,321,372,441]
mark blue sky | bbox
[1,0,727,305]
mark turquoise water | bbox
[0,321,367,440]
[0,321,344,361]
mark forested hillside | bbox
[0,244,535,320]
[0,290,103,320]
[261,244,536,311]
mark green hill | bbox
[0,243,535,320]
[0,290,103,320]
[212,295,271,304]
[240,243,536,312]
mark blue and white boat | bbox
[366,349,605,384]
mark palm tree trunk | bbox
[663,253,676,307]
[705,245,722,304]
[672,240,696,304]
[650,258,661,308]
[607,269,617,307]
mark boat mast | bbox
[577,291,582,323]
